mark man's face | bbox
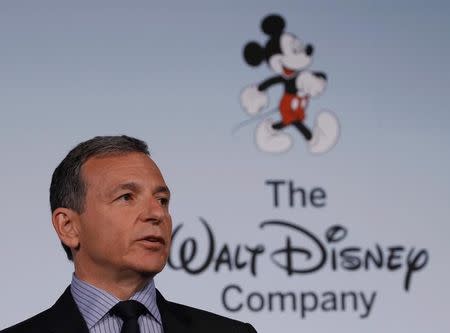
[75,152,172,278]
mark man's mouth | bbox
[282,66,296,76]
[138,236,165,245]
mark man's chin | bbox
[136,265,165,277]
[126,256,167,277]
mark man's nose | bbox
[140,198,166,224]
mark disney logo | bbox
[168,218,429,291]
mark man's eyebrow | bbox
[109,182,142,196]
[108,183,170,197]
[154,185,171,197]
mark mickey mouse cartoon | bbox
[241,14,339,154]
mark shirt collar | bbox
[70,274,162,329]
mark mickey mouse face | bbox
[243,14,314,77]
[270,33,313,76]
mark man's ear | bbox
[52,208,81,252]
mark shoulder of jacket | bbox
[0,308,52,333]
[166,299,253,329]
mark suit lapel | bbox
[156,290,192,333]
[47,287,89,333]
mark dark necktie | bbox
[109,300,149,333]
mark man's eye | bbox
[118,193,133,201]
[158,197,169,206]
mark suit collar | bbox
[70,275,162,328]
[47,287,89,333]
[156,289,192,333]
[45,287,179,333]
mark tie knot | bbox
[110,300,148,320]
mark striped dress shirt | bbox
[71,274,163,333]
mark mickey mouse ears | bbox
[243,42,265,66]
[261,14,285,36]
[243,14,286,67]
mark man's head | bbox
[50,135,172,279]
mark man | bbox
[2,135,257,333]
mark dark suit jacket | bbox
[1,287,257,333]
